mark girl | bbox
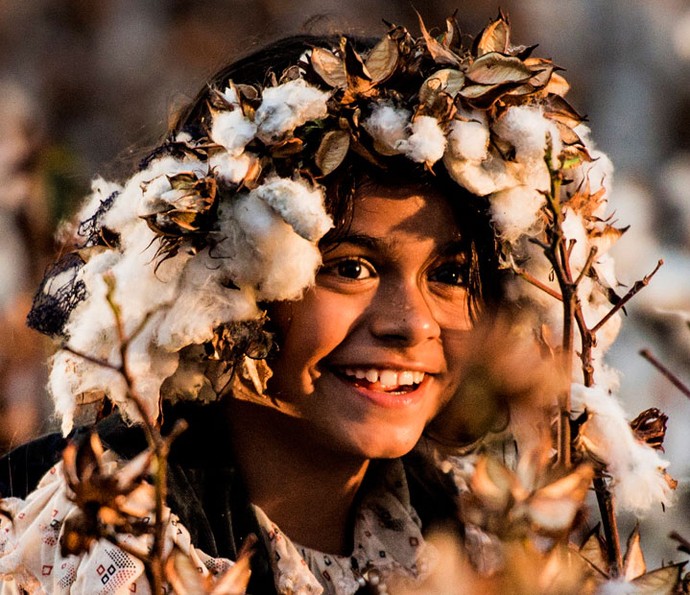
[1,13,671,595]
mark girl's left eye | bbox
[428,262,467,286]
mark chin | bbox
[346,423,424,460]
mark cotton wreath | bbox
[28,13,669,512]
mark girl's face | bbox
[268,183,475,459]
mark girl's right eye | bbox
[322,257,376,280]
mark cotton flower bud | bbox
[396,115,446,165]
[255,79,329,143]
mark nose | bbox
[368,277,441,346]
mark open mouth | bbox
[334,367,425,394]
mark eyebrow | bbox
[322,233,467,257]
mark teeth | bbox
[379,370,398,387]
[399,371,414,386]
[365,369,379,383]
[342,368,425,386]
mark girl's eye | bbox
[429,262,467,286]
[324,258,375,280]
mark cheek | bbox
[269,289,365,391]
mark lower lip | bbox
[331,371,430,409]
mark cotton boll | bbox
[489,185,545,243]
[209,109,257,157]
[256,228,323,301]
[443,150,523,196]
[571,383,673,513]
[255,79,329,143]
[104,156,182,231]
[228,192,323,301]
[209,152,256,185]
[254,177,332,242]
[362,104,410,154]
[447,119,489,161]
[396,116,446,164]
[494,106,562,164]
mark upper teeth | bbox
[343,368,425,387]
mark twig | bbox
[591,259,663,334]
[670,531,690,556]
[639,349,690,399]
[513,266,563,301]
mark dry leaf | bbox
[365,35,399,83]
[417,11,462,67]
[623,525,646,582]
[419,69,465,105]
[315,129,350,176]
[465,52,533,85]
[630,564,685,594]
[474,13,510,56]
[310,47,347,88]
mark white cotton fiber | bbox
[209,109,257,157]
[494,105,561,164]
[396,115,446,164]
[76,177,123,225]
[362,104,410,154]
[227,193,323,301]
[49,350,128,434]
[254,177,332,242]
[208,152,255,185]
[447,119,490,161]
[256,79,329,142]
[121,311,180,422]
[489,185,545,243]
[571,383,673,513]
[156,253,260,352]
[561,210,589,272]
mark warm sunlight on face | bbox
[267,183,475,459]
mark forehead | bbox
[349,184,461,243]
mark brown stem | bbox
[591,259,664,334]
[639,349,690,399]
[594,476,623,577]
[513,266,563,301]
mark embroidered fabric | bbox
[0,456,234,595]
[252,460,436,595]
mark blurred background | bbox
[0,0,689,569]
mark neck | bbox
[226,400,370,555]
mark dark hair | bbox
[165,34,503,316]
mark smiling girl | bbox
[0,13,649,595]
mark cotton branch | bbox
[60,275,183,595]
